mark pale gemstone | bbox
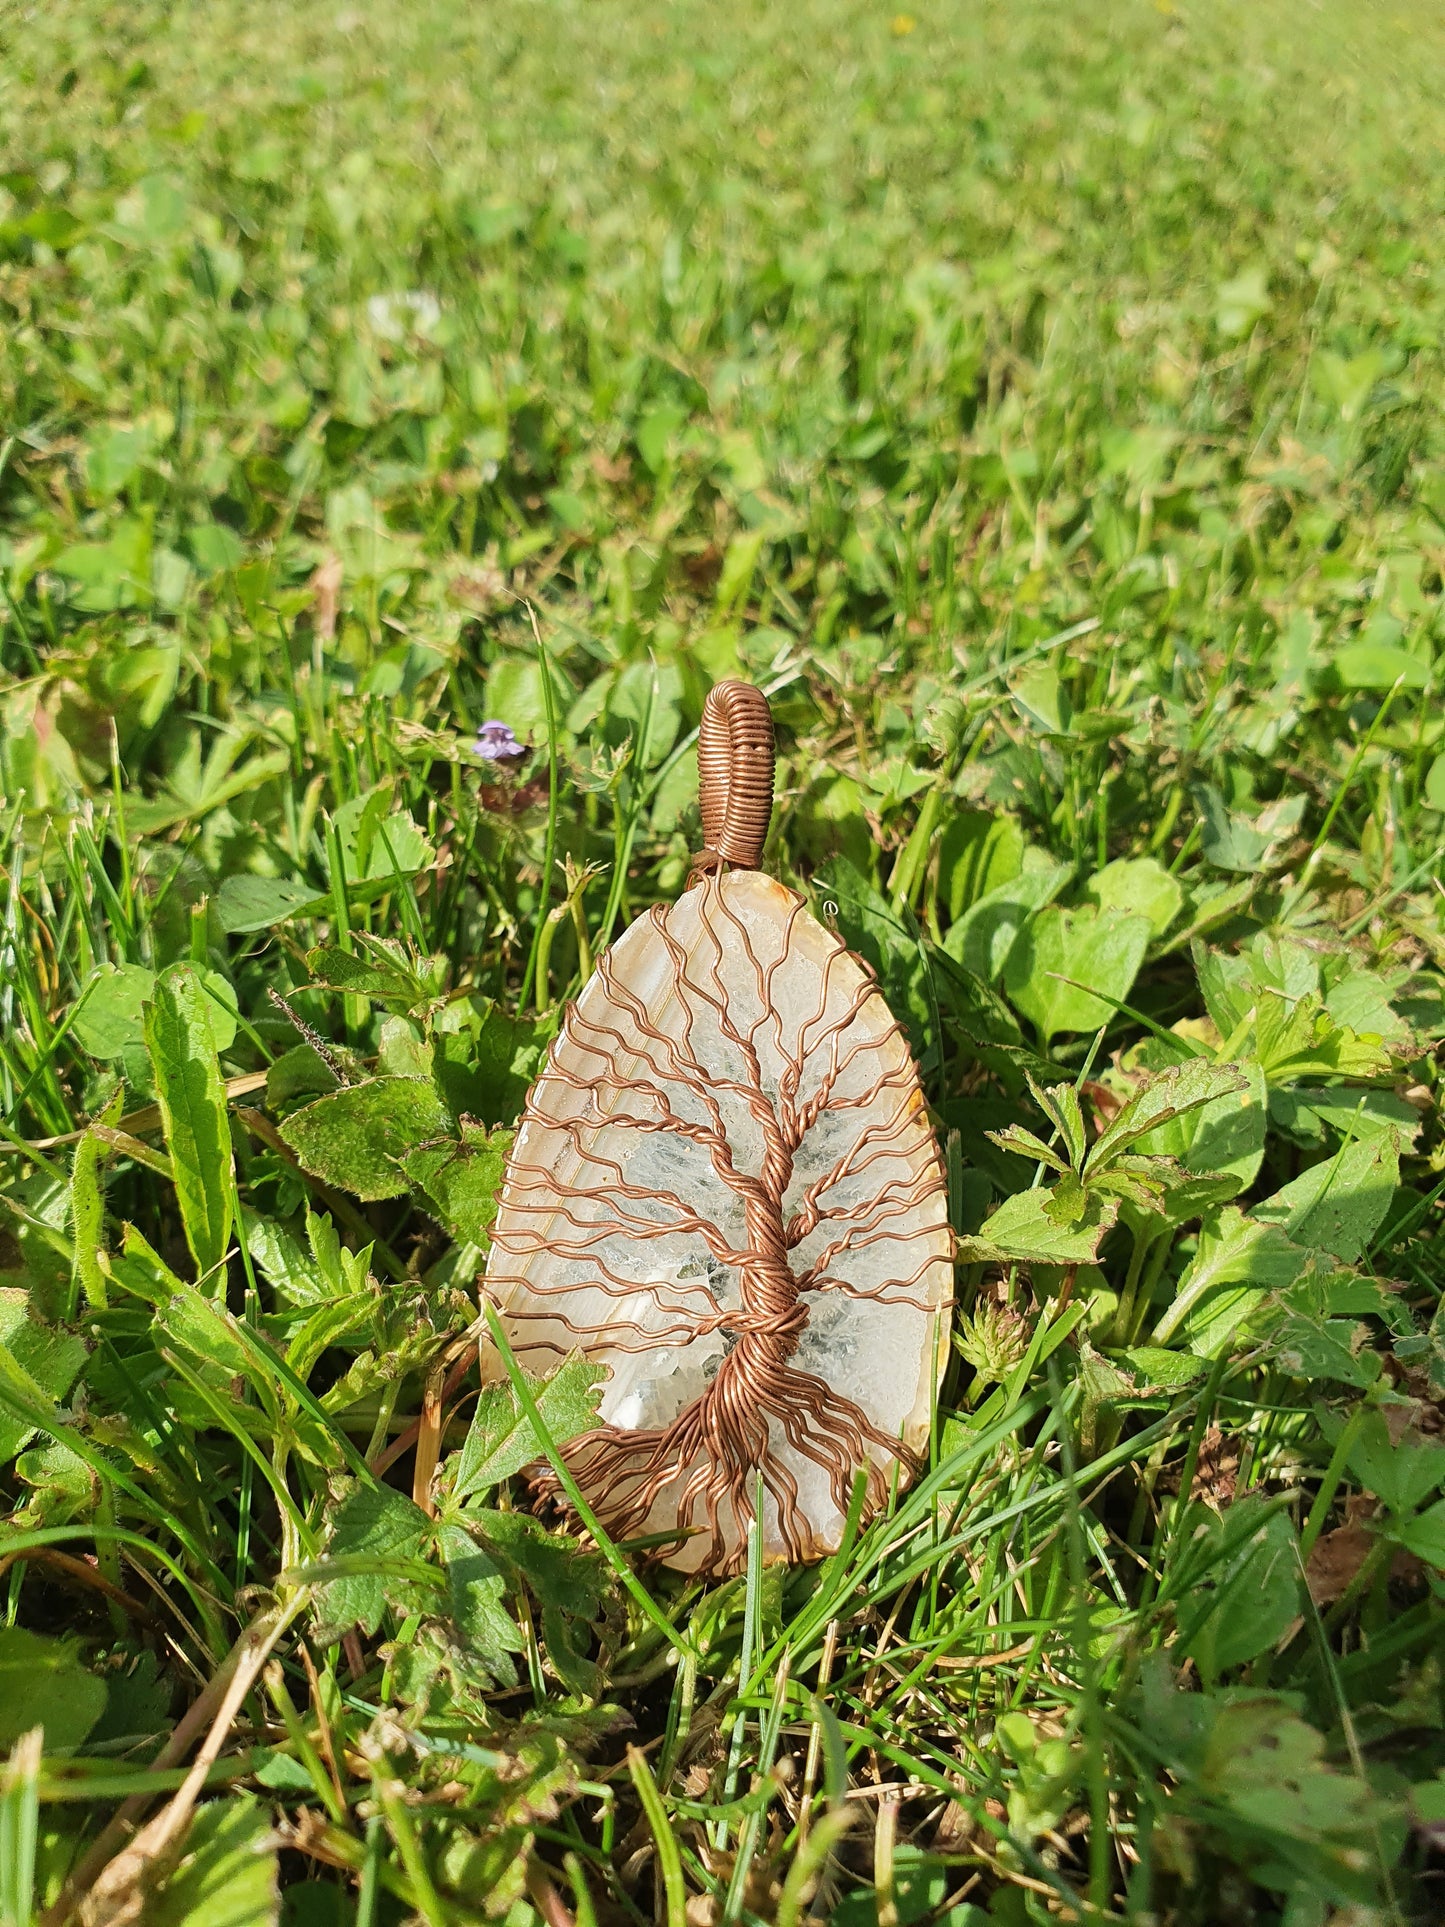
[483,870,953,1572]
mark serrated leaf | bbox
[957,1184,1116,1267]
[1088,1060,1248,1174]
[1253,1131,1399,1263]
[986,1125,1068,1173]
[1118,1346,1207,1389]
[1345,1409,1445,1515]
[1156,1205,1310,1353]
[404,1122,514,1247]
[281,1077,450,1201]
[144,964,234,1280]
[455,1354,605,1500]
[1042,1172,1089,1226]
[0,1626,107,1749]
[310,1481,435,1645]
[1027,1077,1087,1168]
[437,1521,522,1685]
[0,1295,86,1462]
[305,936,442,1009]
[1254,989,1394,1083]
[1274,1310,1379,1387]
[471,1507,604,1617]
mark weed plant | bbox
[1,1,1444,1922]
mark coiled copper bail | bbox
[689,679,775,885]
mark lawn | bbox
[2,0,1445,1920]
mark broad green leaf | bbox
[1201,1694,1380,1847]
[1345,1409,1445,1515]
[1324,967,1413,1044]
[1004,905,1152,1041]
[1273,1309,1380,1388]
[310,1481,434,1645]
[265,1044,340,1108]
[71,964,155,1058]
[1253,990,1394,1083]
[1134,1057,1268,1190]
[1118,1346,1207,1389]
[159,1280,261,1388]
[0,1627,106,1749]
[454,1354,605,1500]
[1253,1131,1399,1262]
[1028,1077,1088,1169]
[436,1004,554,1128]
[148,1795,279,1927]
[1215,265,1270,337]
[327,792,433,884]
[936,811,1025,922]
[1085,856,1182,937]
[144,964,234,1280]
[306,937,443,1009]
[437,1521,522,1685]
[944,849,1070,983]
[1177,1500,1300,1683]
[245,1213,329,1308]
[1156,1206,1308,1352]
[281,1077,449,1201]
[1193,942,1253,1038]
[0,1293,87,1462]
[1191,785,1304,874]
[1088,1060,1247,1173]
[957,1184,1116,1268]
[1393,1498,1445,1570]
[215,875,327,934]
[404,1123,514,1247]
[471,1507,604,1617]
[1335,641,1430,691]
[74,963,237,1060]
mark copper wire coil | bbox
[696,678,775,872]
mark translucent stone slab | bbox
[483,869,953,1573]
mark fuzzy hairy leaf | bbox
[1087,1060,1248,1174]
[144,963,234,1280]
[404,1122,514,1247]
[454,1353,605,1500]
[957,1184,1116,1267]
[309,1480,437,1645]
[281,1076,450,1201]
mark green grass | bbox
[2,0,1445,1921]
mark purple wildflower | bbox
[475,720,527,765]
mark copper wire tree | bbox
[484,682,953,1574]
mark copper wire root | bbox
[694,679,775,875]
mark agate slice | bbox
[483,867,953,1573]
